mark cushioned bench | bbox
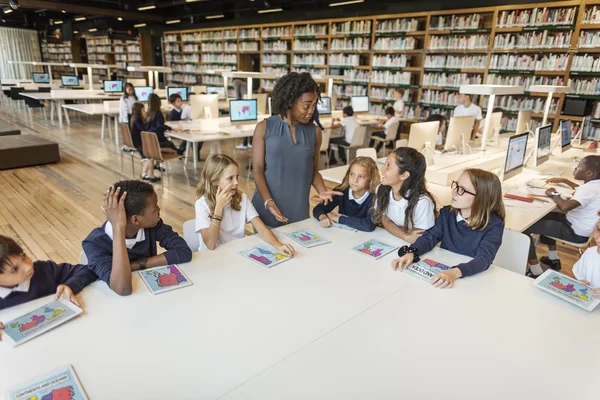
[0,122,20,136]
[0,135,59,170]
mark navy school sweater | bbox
[145,112,171,142]
[410,206,504,277]
[0,261,98,311]
[312,188,376,232]
[82,219,192,286]
[169,108,182,122]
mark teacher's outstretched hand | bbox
[318,190,343,206]
[267,200,289,223]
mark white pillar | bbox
[327,78,333,98]
[542,92,553,126]
[247,77,252,99]
[87,67,94,90]
[154,71,159,89]
[148,71,153,88]
[481,94,495,152]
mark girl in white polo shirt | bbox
[195,154,295,255]
[371,147,437,243]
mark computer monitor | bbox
[229,99,258,124]
[167,87,188,102]
[317,96,332,115]
[515,110,532,134]
[61,75,79,87]
[533,124,552,168]
[207,86,225,99]
[503,132,529,181]
[134,86,154,102]
[408,121,439,153]
[191,94,219,119]
[560,120,572,152]
[350,96,369,113]
[103,80,123,93]
[444,115,475,153]
[32,73,50,84]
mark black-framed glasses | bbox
[451,181,476,197]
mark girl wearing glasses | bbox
[372,147,437,243]
[391,169,505,288]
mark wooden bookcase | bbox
[163,0,600,133]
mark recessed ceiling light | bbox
[186,0,201,2]
[329,0,364,6]
[258,7,282,13]
[205,14,224,19]
[117,17,123,21]
[166,19,180,24]
[74,16,86,21]
[61,10,66,13]
[137,4,156,11]
[73,30,78,34]
[134,23,146,28]
[3,8,12,14]
[54,20,63,24]
[89,28,97,32]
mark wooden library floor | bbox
[0,103,582,278]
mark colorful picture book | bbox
[332,222,358,232]
[284,230,331,248]
[138,264,193,295]
[351,239,397,260]
[7,365,88,400]
[533,270,600,311]
[2,298,82,347]
[405,259,452,282]
[239,246,290,268]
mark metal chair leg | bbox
[120,151,124,172]
[130,154,135,178]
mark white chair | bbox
[356,147,377,161]
[79,251,88,265]
[336,126,367,165]
[493,229,530,275]
[320,129,331,169]
[183,219,200,252]
[370,120,400,157]
[395,139,408,148]
[545,235,592,255]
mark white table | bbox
[167,115,269,168]
[2,219,597,399]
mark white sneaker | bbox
[248,143,252,149]
[235,144,248,150]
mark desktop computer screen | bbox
[504,132,529,181]
[230,99,258,123]
[134,86,154,102]
[103,80,123,93]
[168,87,188,101]
[535,124,552,167]
[61,76,79,87]
[317,96,332,115]
[32,73,50,84]
[350,96,369,113]
[561,120,572,151]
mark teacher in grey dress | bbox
[252,72,341,228]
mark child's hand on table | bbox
[391,253,414,271]
[579,280,600,299]
[431,269,462,289]
[326,212,340,223]
[56,284,81,307]
[318,214,332,228]
[277,242,295,257]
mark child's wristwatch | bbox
[137,257,148,270]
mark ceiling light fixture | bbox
[54,20,63,24]
[117,17,123,21]
[186,0,202,2]
[73,30,78,34]
[205,14,224,19]
[329,0,364,6]
[134,23,147,28]
[3,8,12,14]
[61,10,66,13]
[137,4,156,11]
[258,8,282,13]
[89,28,97,32]
[166,19,180,24]
[74,16,86,21]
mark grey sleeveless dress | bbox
[252,115,316,228]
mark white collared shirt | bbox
[349,188,369,205]
[104,221,146,249]
[0,279,30,299]
[567,179,600,237]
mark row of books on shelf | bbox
[371,103,416,117]
[262,54,287,64]
[428,34,489,50]
[373,54,409,68]
[422,72,482,87]
[568,78,600,95]
[88,38,112,45]
[493,31,572,49]
[294,54,326,65]
[430,14,482,31]
[331,21,372,35]
[577,31,600,49]
[491,95,559,114]
[333,84,367,97]
[375,18,419,34]
[369,88,414,102]
[263,66,290,76]
[371,70,412,85]
[240,29,260,39]
[331,38,370,51]
[88,46,112,53]
[183,45,200,52]
[167,73,200,84]
[240,43,259,51]
[489,53,568,71]
[496,7,577,28]
[294,24,328,36]
[486,74,564,90]
[263,41,289,51]
[572,54,600,72]
[583,6,600,24]
[373,37,416,51]
[295,67,328,76]
[424,54,487,69]
[114,45,140,53]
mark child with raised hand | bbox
[195,154,295,256]
[573,215,600,299]
[372,147,436,243]
[0,235,97,313]
[313,156,380,232]
[391,168,505,289]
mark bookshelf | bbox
[41,39,74,79]
[86,36,112,82]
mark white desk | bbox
[167,115,269,168]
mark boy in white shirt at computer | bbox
[454,94,483,140]
[329,106,359,165]
[573,215,600,298]
[369,106,398,152]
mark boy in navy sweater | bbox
[169,93,203,158]
[0,235,97,314]
[82,180,192,296]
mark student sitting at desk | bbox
[573,215,600,299]
[525,156,600,277]
[454,94,482,140]
[130,103,160,183]
[0,235,97,313]
[195,154,295,255]
[389,88,405,119]
[392,169,505,288]
[313,156,380,232]
[368,106,398,153]
[169,92,203,159]
[426,114,447,150]
[329,106,359,165]
[83,180,192,296]
[119,83,138,124]
[145,93,181,155]
[372,148,436,243]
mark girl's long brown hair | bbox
[130,102,144,131]
[334,156,380,194]
[371,147,437,230]
[452,168,505,230]
[145,93,161,124]
[196,154,242,212]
